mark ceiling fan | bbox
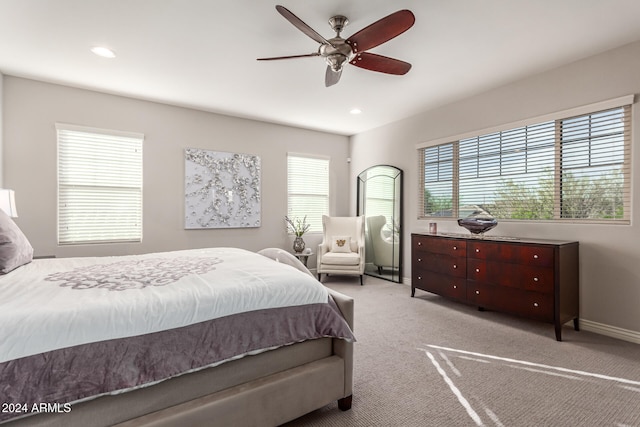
[257,5,415,87]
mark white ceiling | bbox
[2,1,640,136]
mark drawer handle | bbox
[453,246,457,250]
[418,242,422,246]
[417,276,422,280]
[418,258,422,262]
[453,285,457,289]
[475,248,480,253]
[475,290,480,295]
[533,254,539,259]
[475,268,480,273]
[453,264,457,269]
[533,277,539,282]
[533,302,539,307]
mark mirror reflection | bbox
[357,165,403,283]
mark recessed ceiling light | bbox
[350,108,362,115]
[91,46,116,58]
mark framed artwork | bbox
[184,148,261,229]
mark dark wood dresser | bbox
[411,233,579,341]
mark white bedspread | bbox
[0,247,329,363]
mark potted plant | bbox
[285,215,310,253]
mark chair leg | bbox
[317,273,322,281]
[360,275,363,286]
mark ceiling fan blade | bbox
[325,66,342,87]
[350,52,412,75]
[346,10,415,53]
[276,5,334,46]
[257,53,320,61]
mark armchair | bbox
[317,215,365,285]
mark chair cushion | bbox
[321,252,360,266]
[331,236,351,253]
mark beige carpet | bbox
[284,276,640,427]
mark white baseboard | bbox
[580,319,640,344]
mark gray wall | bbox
[2,77,350,265]
[0,72,3,187]
[350,40,640,340]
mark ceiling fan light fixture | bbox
[91,46,116,58]
[326,53,348,72]
[350,108,362,115]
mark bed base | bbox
[3,289,353,427]
[116,356,348,426]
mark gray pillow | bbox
[0,209,34,274]
[257,247,314,277]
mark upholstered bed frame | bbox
[4,288,354,427]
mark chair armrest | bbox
[317,242,328,272]
[317,242,329,255]
[357,243,366,271]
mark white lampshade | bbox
[0,189,18,217]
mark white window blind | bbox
[459,121,556,219]
[559,106,630,220]
[418,142,455,217]
[418,100,631,223]
[57,124,143,245]
[287,154,329,233]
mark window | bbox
[287,154,329,233]
[57,124,143,244]
[418,96,632,223]
[421,142,455,216]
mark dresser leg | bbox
[555,324,562,341]
[411,287,415,297]
[573,318,580,331]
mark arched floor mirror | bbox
[357,165,403,283]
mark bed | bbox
[0,239,355,426]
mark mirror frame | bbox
[357,165,403,283]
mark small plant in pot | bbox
[285,215,310,253]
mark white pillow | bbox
[331,236,351,253]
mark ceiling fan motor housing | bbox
[319,37,353,72]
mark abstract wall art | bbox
[184,148,261,229]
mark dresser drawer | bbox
[414,252,466,278]
[413,270,467,301]
[467,260,554,293]
[515,291,554,322]
[413,235,466,257]
[467,241,554,267]
[467,283,553,322]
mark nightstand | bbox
[293,252,313,267]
